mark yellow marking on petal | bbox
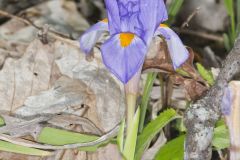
[160,24,169,28]
[101,18,108,23]
[119,33,135,48]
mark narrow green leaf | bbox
[155,120,229,159]
[212,124,230,150]
[196,63,215,86]
[135,109,179,160]
[224,0,234,16]
[167,0,184,24]
[223,33,231,51]
[123,107,140,160]
[154,135,185,160]
[38,127,107,152]
[237,0,240,35]
[0,116,5,126]
[0,140,51,156]
[223,0,236,42]
[117,119,125,152]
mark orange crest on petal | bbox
[101,18,108,23]
[119,33,135,48]
[160,24,168,28]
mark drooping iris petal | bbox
[101,33,147,83]
[139,0,168,44]
[155,26,189,69]
[221,87,232,115]
[79,20,108,54]
[104,0,121,35]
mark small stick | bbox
[0,10,79,48]
[174,27,224,42]
[181,7,201,29]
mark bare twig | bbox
[0,10,79,48]
[50,115,103,135]
[174,27,224,42]
[181,7,201,29]
[184,35,240,159]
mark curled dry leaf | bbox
[0,39,55,112]
[15,76,95,117]
[183,79,208,101]
[54,40,125,132]
[0,38,124,159]
[143,37,209,101]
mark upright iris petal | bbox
[139,0,168,44]
[104,0,121,34]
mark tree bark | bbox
[184,35,240,160]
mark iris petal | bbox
[221,87,232,115]
[139,0,168,44]
[104,0,121,35]
[101,33,147,83]
[155,26,189,69]
[79,21,108,54]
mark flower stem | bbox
[125,69,141,135]
[126,93,137,135]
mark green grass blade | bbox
[223,33,231,51]
[196,63,215,86]
[224,0,236,41]
[135,109,179,160]
[139,73,157,133]
[117,119,125,152]
[0,140,52,156]
[123,107,140,160]
[237,0,240,34]
[167,0,184,24]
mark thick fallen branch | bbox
[184,35,240,159]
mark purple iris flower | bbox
[79,0,189,83]
[221,87,233,115]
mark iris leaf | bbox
[135,109,179,160]
[154,135,185,160]
[123,107,140,160]
[0,140,52,156]
[117,119,125,152]
[38,127,108,152]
